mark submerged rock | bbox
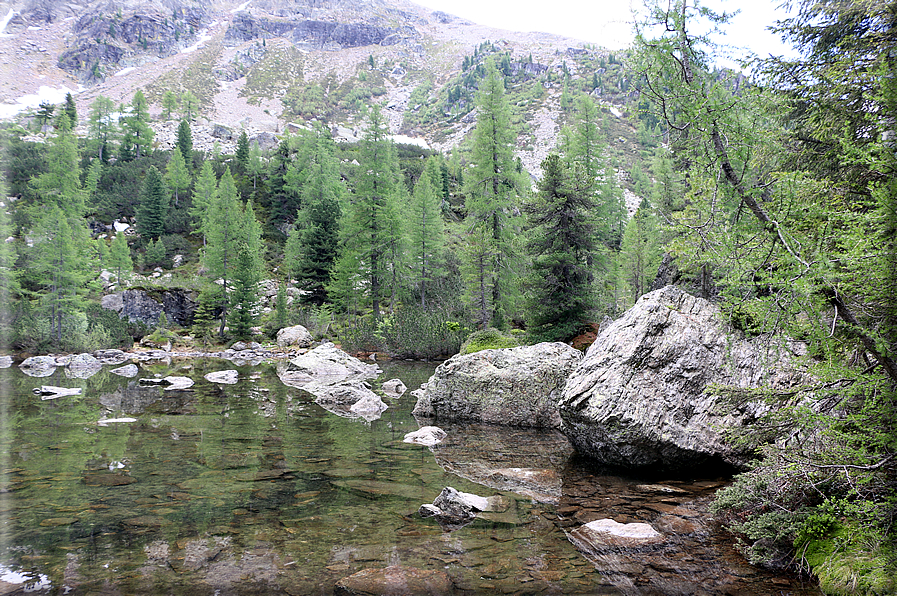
[334,565,453,596]
[310,379,387,422]
[138,376,194,390]
[569,519,664,549]
[419,486,504,530]
[0,355,14,368]
[412,342,581,428]
[403,426,446,446]
[559,286,809,471]
[92,349,129,365]
[66,353,103,378]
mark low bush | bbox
[459,327,520,354]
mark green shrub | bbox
[459,327,520,354]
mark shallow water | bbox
[0,358,820,595]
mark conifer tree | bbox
[229,242,260,340]
[464,59,523,329]
[0,194,18,341]
[288,131,343,304]
[121,89,153,159]
[177,119,193,165]
[109,232,132,285]
[162,91,179,120]
[331,107,403,320]
[180,90,199,121]
[164,147,190,206]
[617,199,661,306]
[136,166,169,240]
[203,167,243,336]
[235,130,250,173]
[63,92,77,126]
[190,160,218,245]
[87,95,117,161]
[410,161,445,308]
[524,154,597,341]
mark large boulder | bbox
[65,353,103,379]
[277,342,380,386]
[559,286,809,471]
[412,342,581,428]
[102,288,196,327]
[19,356,57,377]
[276,324,313,349]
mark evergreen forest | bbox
[0,0,894,592]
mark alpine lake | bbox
[0,356,822,595]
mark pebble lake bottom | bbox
[0,359,821,595]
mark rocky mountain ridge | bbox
[0,0,640,180]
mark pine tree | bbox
[229,242,260,340]
[524,154,597,341]
[177,119,193,165]
[164,147,190,206]
[136,166,169,240]
[464,59,523,329]
[410,160,445,308]
[144,237,167,268]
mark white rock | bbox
[403,426,446,446]
[204,370,238,384]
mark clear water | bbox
[0,358,821,595]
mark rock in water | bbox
[277,342,380,386]
[110,364,139,378]
[334,565,453,596]
[19,356,57,377]
[204,370,239,384]
[34,386,82,400]
[412,342,581,428]
[403,426,446,446]
[381,378,406,396]
[569,519,664,550]
[559,286,809,471]
[276,324,313,349]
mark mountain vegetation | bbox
[0,0,893,592]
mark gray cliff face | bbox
[101,288,197,328]
[412,342,582,428]
[57,2,211,81]
[223,13,402,49]
[559,286,809,471]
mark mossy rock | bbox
[459,328,520,355]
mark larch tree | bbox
[162,90,179,120]
[617,198,660,307]
[181,90,199,121]
[464,59,524,329]
[121,89,154,160]
[164,146,191,206]
[109,231,133,285]
[190,160,218,245]
[331,107,403,320]
[202,167,243,336]
[87,95,117,162]
[409,160,445,308]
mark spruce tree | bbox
[177,119,193,165]
[235,130,250,174]
[524,154,597,341]
[137,166,169,240]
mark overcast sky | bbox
[412,0,794,61]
